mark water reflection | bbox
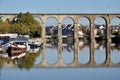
[94,40,106,64]
[46,46,58,64]
[111,50,120,64]
[78,40,90,64]
[62,45,74,64]
[0,50,40,70]
[35,53,42,64]
[110,36,120,64]
[0,37,119,69]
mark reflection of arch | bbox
[78,47,90,64]
[46,48,58,65]
[62,47,74,64]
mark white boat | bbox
[1,38,30,59]
[4,38,30,52]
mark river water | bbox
[0,39,120,80]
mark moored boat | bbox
[1,38,30,59]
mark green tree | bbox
[0,18,2,23]
[16,51,40,70]
[11,12,42,37]
[0,18,10,33]
[10,23,23,34]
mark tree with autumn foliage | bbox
[0,12,42,37]
[11,12,42,37]
[0,18,10,33]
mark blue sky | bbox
[0,0,120,13]
[0,0,120,25]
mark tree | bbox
[0,18,2,23]
[16,51,40,70]
[10,23,23,34]
[0,12,42,37]
[0,18,10,33]
[11,12,42,37]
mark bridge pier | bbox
[72,23,79,66]
[89,17,95,67]
[40,23,48,67]
[57,23,65,67]
[105,41,111,67]
[40,42,48,67]
[72,41,79,67]
[90,41,95,67]
[90,17,95,42]
[105,16,111,66]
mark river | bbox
[0,39,120,80]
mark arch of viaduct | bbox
[0,13,120,41]
[0,13,120,68]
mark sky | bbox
[0,0,120,25]
[0,0,120,13]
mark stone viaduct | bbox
[0,13,120,68]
